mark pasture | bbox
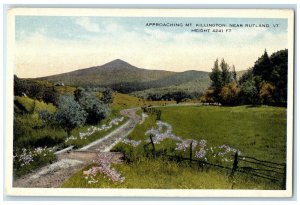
[62,105,287,189]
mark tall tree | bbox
[220,58,232,86]
[209,59,222,100]
[253,49,272,81]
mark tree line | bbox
[202,49,288,106]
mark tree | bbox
[172,91,189,104]
[80,94,110,124]
[253,49,272,81]
[219,83,240,106]
[269,49,288,106]
[259,82,275,105]
[201,88,215,103]
[55,95,87,136]
[209,59,222,101]
[209,58,234,102]
[239,77,260,105]
[75,90,110,124]
[220,58,232,86]
[102,88,114,104]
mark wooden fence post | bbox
[189,141,193,166]
[230,152,239,178]
[149,134,156,158]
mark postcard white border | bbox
[5,8,295,197]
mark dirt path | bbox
[13,108,141,188]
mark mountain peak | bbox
[100,59,139,71]
[105,59,132,66]
[111,59,127,63]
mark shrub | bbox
[13,147,56,178]
[55,95,87,136]
[75,89,110,125]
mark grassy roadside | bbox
[61,157,280,189]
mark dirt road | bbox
[13,108,141,188]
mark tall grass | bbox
[62,157,280,189]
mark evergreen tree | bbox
[220,58,232,86]
[253,49,272,81]
[209,59,222,101]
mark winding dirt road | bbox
[13,108,141,188]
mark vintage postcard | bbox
[5,8,294,197]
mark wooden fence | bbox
[144,135,286,189]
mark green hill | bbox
[37,59,211,94]
[39,59,174,87]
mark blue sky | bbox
[15,16,288,78]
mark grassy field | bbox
[159,105,286,163]
[62,105,287,189]
[62,158,277,189]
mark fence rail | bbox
[144,135,286,189]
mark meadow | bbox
[62,105,287,189]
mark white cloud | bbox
[75,17,100,33]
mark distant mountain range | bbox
[38,59,212,94]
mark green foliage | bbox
[14,96,36,114]
[209,59,223,99]
[55,95,87,136]
[146,91,200,103]
[74,87,85,102]
[14,75,59,105]
[13,147,56,178]
[253,49,272,81]
[74,88,110,124]
[209,58,235,102]
[39,109,54,122]
[62,156,281,189]
[239,49,288,106]
[239,79,259,105]
[220,58,232,86]
[13,96,62,149]
[269,49,288,106]
[14,114,66,148]
[206,49,288,106]
[102,88,114,104]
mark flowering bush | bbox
[13,147,56,177]
[83,153,125,184]
[145,121,182,144]
[65,117,124,143]
[122,139,141,147]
